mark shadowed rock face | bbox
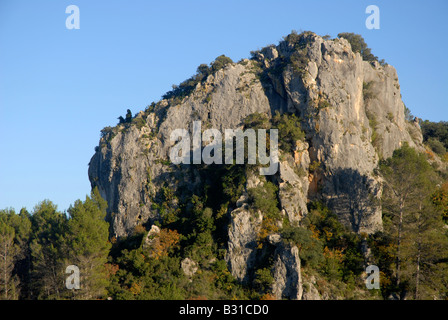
[88,32,426,299]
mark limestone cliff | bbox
[88,32,426,299]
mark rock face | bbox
[226,205,262,283]
[269,237,303,300]
[88,32,427,299]
[181,258,198,277]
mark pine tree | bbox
[0,214,18,300]
[379,143,447,299]
[65,188,111,299]
[401,198,448,299]
[29,200,67,299]
[0,209,31,299]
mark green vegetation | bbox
[421,120,448,158]
[282,202,368,297]
[243,111,306,154]
[366,110,382,156]
[363,81,375,101]
[432,182,448,223]
[248,181,280,220]
[2,140,447,300]
[107,162,254,300]
[249,30,313,81]
[2,30,447,301]
[309,160,321,173]
[386,112,394,122]
[271,112,306,153]
[374,143,448,299]
[404,105,414,122]
[283,30,312,77]
[0,188,110,300]
[337,33,386,65]
[162,55,233,102]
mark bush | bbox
[162,55,233,101]
[253,268,274,293]
[290,48,309,76]
[363,81,375,101]
[133,117,146,130]
[283,30,315,48]
[243,112,271,130]
[247,182,280,219]
[404,105,414,122]
[338,33,381,63]
[281,226,324,268]
[421,120,448,150]
[210,55,233,74]
[427,138,446,156]
[271,112,305,153]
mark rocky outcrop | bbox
[181,258,198,277]
[269,235,302,300]
[257,34,424,234]
[226,206,262,283]
[89,63,274,238]
[277,141,310,224]
[88,32,428,299]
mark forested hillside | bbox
[1,31,447,300]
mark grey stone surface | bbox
[271,244,302,300]
[181,258,198,277]
[88,32,428,299]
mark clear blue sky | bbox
[1,0,447,213]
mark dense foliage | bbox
[0,189,110,300]
[162,55,233,102]
[1,30,447,299]
[373,143,448,299]
[337,32,386,65]
[421,120,448,157]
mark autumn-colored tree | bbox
[257,217,278,249]
[146,229,180,260]
[432,182,448,222]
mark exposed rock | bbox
[181,258,198,277]
[271,243,302,300]
[267,233,281,245]
[88,31,429,299]
[277,147,309,224]
[226,206,262,283]
[89,62,273,238]
[143,224,160,249]
[302,275,321,300]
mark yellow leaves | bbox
[256,217,278,249]
[431,182,448,221]
[129,282,141,295]
[133,225,146,235]
[147,228,180,260]
[309,224,321,240]
[188,295,208,300]
[379,271,391,288]
[323,246,344,263]
[424,146,435,160]
[104,263,119,279]
[260,293,276,300]
[443,153,448,162]
[323,229,333,242]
